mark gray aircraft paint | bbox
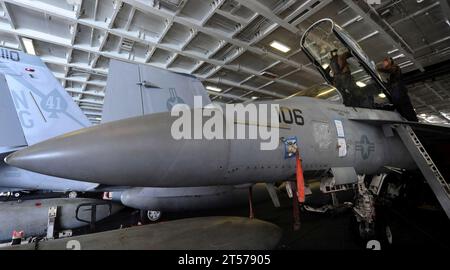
[0,198,123,242]
[0,48,90,145]
[5,96,417,187]
[101,59,211,123]
[355,135,375,160]
[0,151,97,192]
[101,60,264,212]
[120,184,270,211]
[2,216,281,250]
[0,74,26,147]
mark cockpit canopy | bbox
[300,19,390,105]
[286,83,343,104]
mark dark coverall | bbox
[328,52,366,107]
[378,65,418,122]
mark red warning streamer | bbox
[296,151,305,203]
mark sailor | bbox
[377,57,418,122]
[326,49,364,107]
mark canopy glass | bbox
[300,19,391,106]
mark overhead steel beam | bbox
[234,0,299,33]
[2,0,320,104]
[0,1,23,50]
[66,88,105,98]
[390,2,440,27]
[120,0,320,77]
[0,22,306,92]
[439,0,450,22]
[55,75,107,87]
[343,0,424,72]
[0,10,305,92]
[403,59,450,85]
[207,91,251,102]
[204,77,287,99]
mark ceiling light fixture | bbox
[206,86,222,92]
[270,41,291,53]
[22,38,36,55]
[356,81,367,88]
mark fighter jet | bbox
[0,49,272,221]
[6,19,450,236]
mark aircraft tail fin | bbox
[0,47,90,146]
[101,59,211,123]
[0,73,27,149]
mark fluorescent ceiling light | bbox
[378,93,386,98]
[356,81,367,88]
[392,54,405,60]
[206,86,222,92]
[251,96,258,100]
[322,63,329,69]
[22,37,36,55]
[270,41,291,53]
[387,49,399,54]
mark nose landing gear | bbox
[353,175,376,240]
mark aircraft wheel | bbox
[13,192,21,198]
[68,191,78,198]
[147,210,162,222]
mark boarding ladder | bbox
[395,124,450,219]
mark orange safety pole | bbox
[296,151,305,203]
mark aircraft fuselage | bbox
[5,97,417,188]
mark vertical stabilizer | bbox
[102,60,211,123]
[0,73,26,148]
[0,47,90,145]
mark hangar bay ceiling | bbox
[0,0,449,124]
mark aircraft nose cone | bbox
[4,151,24,167]
[4,152,14,165]
[3,116,162,185]
[4,136,75,176]
[5,146,54,169]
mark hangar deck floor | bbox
[86,191,450,250]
